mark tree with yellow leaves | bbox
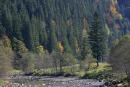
[0,36,13,78]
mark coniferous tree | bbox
[2,5,13,36]
[50,20,58,52]
[28,16,40,51]
[89,12,108,66]
[80,34,92,61]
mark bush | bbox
[0,37,13,78]
[110,35,130,84]
[21,52,35,74]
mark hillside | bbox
[0,0,130,87]
[0,0,129,53]
[118,0,130,19]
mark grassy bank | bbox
[31,63,111,78]
[82,63,112,79]
[0,79,9,86]
[1,63,129,86]
[32,65,80,76]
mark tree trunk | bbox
[96,56,99,67]
[96,61,99,67]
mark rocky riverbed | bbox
[1,76,105,87]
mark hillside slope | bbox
[0,0,129,53]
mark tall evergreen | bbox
[80,32,92,61]
[50,20,58,52]
[29,16,40,51]
[89,12,108,66]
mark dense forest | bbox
[1,0,129,53]
[0,0,130,87]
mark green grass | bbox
[11,69,22,74]
[0,79,9,85]
[7,69,22,76]
[75,70,86,77]
[32,63,112,78]
[0,69,22,86]
[7,63,111,79]
[82,63,112,79]
[32,65,80,76]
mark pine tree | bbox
[50,20,58,52]
[29,16,40,51]
[80,34,92,61]
[2,5,13,36]
[89,12,108,67]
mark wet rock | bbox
[117,83,124,87]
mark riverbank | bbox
[1,75,129,87]
[0,63,128,87]
[1,76,105,87]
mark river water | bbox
[2,76,105,87]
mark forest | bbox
[0,0,130,87]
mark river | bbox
[2,76,105,87]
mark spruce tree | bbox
[50,20,58,52]
[89,12,108,67]
[80,34,92,61]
